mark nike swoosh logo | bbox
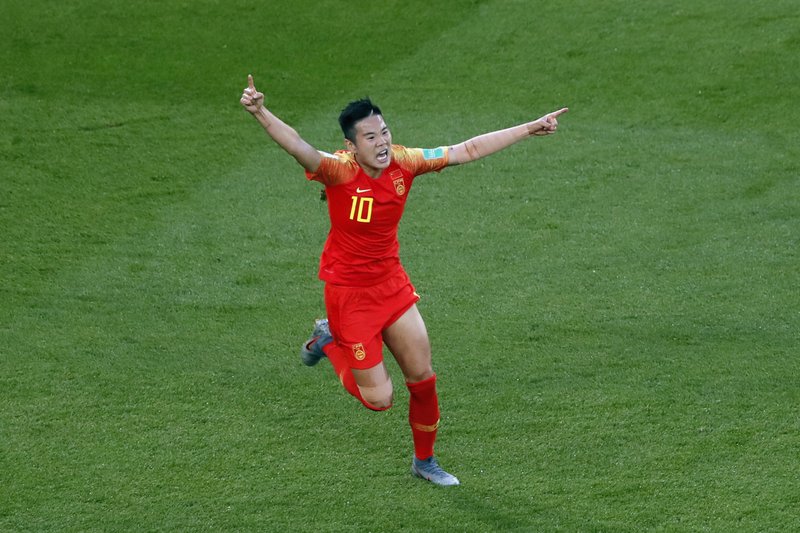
[356,187,372,193]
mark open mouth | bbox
[376,149,390,164]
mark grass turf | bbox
[2,0,799,530]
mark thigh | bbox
[351,361,392,388]
[382,304,434,383]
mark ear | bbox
[344,138,357,152]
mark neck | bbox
[355,155,383,179]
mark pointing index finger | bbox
[550,107,569,118]
[248,74,255,89]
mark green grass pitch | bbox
[2,0,799,530]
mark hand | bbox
[529,107,569,136]
[240,74,265,114]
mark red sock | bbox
[406,374,440,460]
[322,342,388,412]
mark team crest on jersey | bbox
[393,177,406,196]
[352,343,366,361]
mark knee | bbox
[405,367,434,384]
[358,381,394,411]
[362,395,393,411]
[361,389,393,411]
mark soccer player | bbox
[240,75,567,486]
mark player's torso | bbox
[325,163,414,236]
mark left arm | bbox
[447,108,568,165]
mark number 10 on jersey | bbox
[349,196,373,223]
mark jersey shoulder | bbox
[306,150,360,186]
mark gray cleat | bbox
[300,318,332,366]
[411,456,460,486]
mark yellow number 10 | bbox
[349,196,373,223]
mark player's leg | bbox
[383,304,459,486]
[301,317,392,410]
[382,303,433,382]
[383,304,437,456]
[318,338,393,411]
[308,282,393,411]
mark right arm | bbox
[447,108,568,165]
[240,75,322,173]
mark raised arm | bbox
[447,108,568,165]
[240,75,322,173]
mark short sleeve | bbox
[391,145,450,176]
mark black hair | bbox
[338,98,383,142]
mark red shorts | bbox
[324,268,420,370]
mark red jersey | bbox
[306,145,449,286]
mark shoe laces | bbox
[417,457,445,474]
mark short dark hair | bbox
[338,98,383,142]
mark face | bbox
[346,114,392,176]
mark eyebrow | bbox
[358,120,388,138]
[362,127,388,137]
